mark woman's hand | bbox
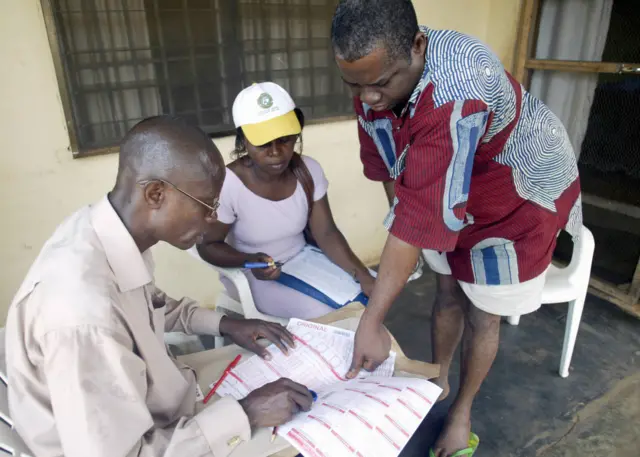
[249,252,281,281]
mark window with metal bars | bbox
[42,0,351,156]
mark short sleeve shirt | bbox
[356,27,582,285]
[217,155,328,262]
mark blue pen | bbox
[243,261,283,269]
[310,390,318,402]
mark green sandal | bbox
[429,432,480,457]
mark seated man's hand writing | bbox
[240,378,313,428]
[218,318,313,430]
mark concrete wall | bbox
[0,0,522,323]
[414,0,523,68]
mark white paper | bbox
[280,246,364,305]
[216,319,396,400]
[278,376,442,457]
[215,320,442,457]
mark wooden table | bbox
[178,304,439,457]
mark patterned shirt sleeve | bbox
[354,99,392,182]
[390,99,489,251]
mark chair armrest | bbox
[564,226,596,285]
[205,264,248,284]
[187,246,254,299]
[187,247,287,325]
[187,246,245,279]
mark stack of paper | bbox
[216,319,441,457]
[278,376,441,457]
[217,319,396,399]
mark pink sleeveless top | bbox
[216,156,329,262]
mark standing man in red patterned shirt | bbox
[331,1,582,455]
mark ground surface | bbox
[387,271,640,457]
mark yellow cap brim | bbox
[242,110,302,146]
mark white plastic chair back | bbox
[540,226,595,304]
[0,329,34,456]
[508,226,595,378]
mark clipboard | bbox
[275,246,371,308]
[276,272,369,309]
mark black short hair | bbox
[331,0,419,62]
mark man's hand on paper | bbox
[250,252,281,281]
[219,317,295,359]
[347,314,391,378]
[239,378,314,429]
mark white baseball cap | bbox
[232,82,301,146]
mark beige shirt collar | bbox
[90,196,153,292]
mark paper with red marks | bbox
[278,376,442,457]
[215,319,440,456]
[215,319,396,399]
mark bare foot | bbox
[434,377,450,402]
[432,407,471,457]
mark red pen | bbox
[203,354,242,404]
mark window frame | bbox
[513,0,640,317]
[39,0,355,159]
[42,0,86,157]
[513,0,640,87]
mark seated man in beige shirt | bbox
[5,116,313,457]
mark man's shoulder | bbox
[30,277,122,338]
[10,205,122,338]
[35,205,113,286]
[424,28,497,70]
[423,27,510,109]
[15,268,124,344]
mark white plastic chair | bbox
[188,247,288,327]
[0,329,34,457]
[507,226,595,378]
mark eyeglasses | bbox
[139,179,220,218]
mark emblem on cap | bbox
[257,93,273,109]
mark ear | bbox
[142,180,166,209]
[412,31,427,58]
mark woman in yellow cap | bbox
[197,82,376,318]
